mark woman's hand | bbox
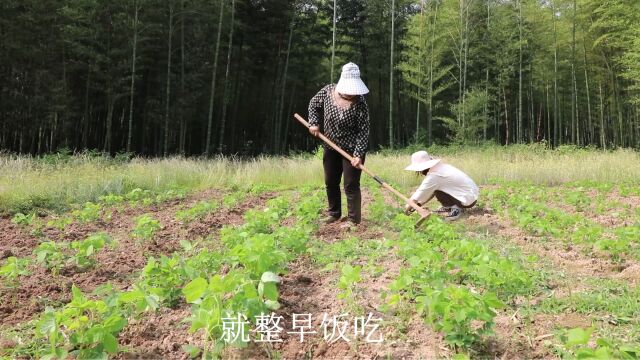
[309,126,320,137]
[351,157,362,168]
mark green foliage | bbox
[438,88,492,144]
[382,214,534,349]
[131,214,161,241]
[0,256,31,288]
[47,216,73,231]
[36,286,127,360]
[69,233,112,269]
[176,201,218,223]
[11,212,36,227]
[98,194,124,206]
[337,264,362,312]
[139,255,190,308]
[34,241,66,275]
[72,202,102,223]
[555,327,640,359]
[417,285,504,348]
[222,192,246,208]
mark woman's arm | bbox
[308,86,327,129]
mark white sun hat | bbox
[335,62,369,95]
[404,151,441,172]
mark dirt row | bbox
[116,189,448,359]
[0,190,274,326]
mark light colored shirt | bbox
[410,162,479,206]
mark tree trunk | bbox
[83,68,91,149]
[503,85,509,145]
[205,0,225,155]
[389,0,395,148]
[104,95,115,153]
[518,0,523,143]
[127,1,140,153]
[164,3,174,156]
[583,42,592,145]
[427,1,439,146]
[179,0,186,154]
[217,0,235,153]
[552,1,559,147]
[331,0,337,83]
[570,0,577,145]
[276,9,295,153]
[599,82,605,149]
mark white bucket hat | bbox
[404,151,441,172]
[335,62,369,95]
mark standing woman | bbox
[308,62,370,228]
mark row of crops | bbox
[3,181,640,358]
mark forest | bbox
[1,0,639,155]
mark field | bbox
[1,145,640,359]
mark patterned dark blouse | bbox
[308,84,370,158]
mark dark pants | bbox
[434,190,476,209]
[323,148,365,223]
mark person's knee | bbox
[343,182,360,195]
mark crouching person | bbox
[404,151,479,221]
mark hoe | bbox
[294,113,430,228]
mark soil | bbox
[0,190,274,326]
[3,184,638,359]
[465,207,622,279]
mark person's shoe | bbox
[339,219,358,230]
[444,205,462,222]
[321,215,341,224]
[435,206,451,214]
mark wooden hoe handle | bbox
[293,113,430,220]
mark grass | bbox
[1,144,639,214]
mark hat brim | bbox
[404,159,441,172]
[335,78,369,95]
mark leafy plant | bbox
[69,233,112,269]
[337,264,362,312]
[555,327,640,359]
[72,202,102,223]
[125,188,152,204]
[34,241,67,275]
[417,285,504,348]
[47,216,73,231]
[132,214,161,241]
[12,212,36,227]
[36,286,127,359]
[139,255,190,308]
[98,194,124,206]
[0,256,30,288]
[176,201,218,223]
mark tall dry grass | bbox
[1,145,638,213]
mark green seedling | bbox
[69,233,113,269]
[72,202,102,223]
[98,194,125,206]
[132,214,161,241]
[337,264,362,312]
[12,212,36,227]
[176,201,218,223]
[34,241,67,275]
[555,327,640,359]
[47,216,73,231]
[36,285,127,359]
[0,256,31,289]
